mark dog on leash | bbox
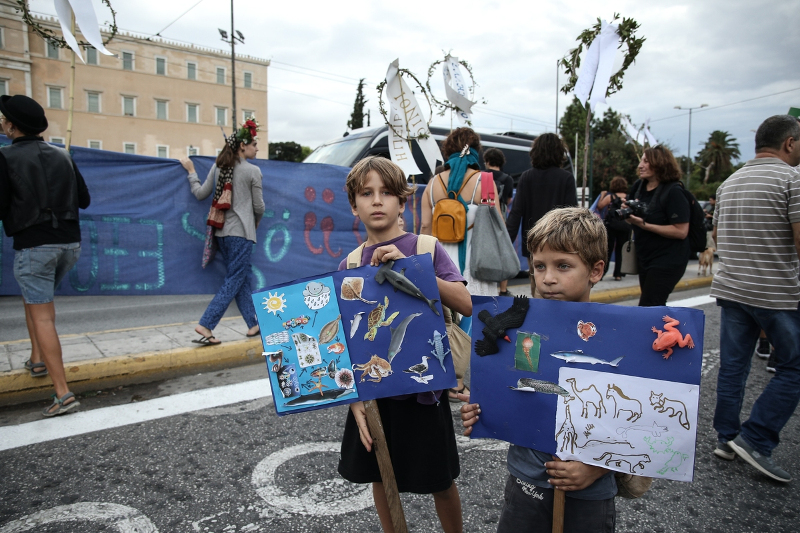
[698,247,715,276]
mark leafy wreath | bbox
[425,54,485,125]
[376,67,434,142]
[559,13,645,98]
[14,0,118,49]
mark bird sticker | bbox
[403,356,433,384]
[475,296,530,356]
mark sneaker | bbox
[714,441,735,460]
[728,435,791,482]
[754,338,770,359]
[766,349,777,373]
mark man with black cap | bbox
[0,94,90,416]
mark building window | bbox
[157,145,169,158]
[123,142,136,154]
[244,71,252,89]
[0,80,7,97]
[122,96,135,116]
[187,145,199,156]
[50,137,65,145]
[216,67,225,84]
[87,92,100,113]
[47,87,63,109]
[186,103,198,123]
[187,62,197,80]
[122,51,134,71]
[88,140,102,150]
[86,47,97,65]
[46,40,59,59]
[156,100,168,120]
[243,110,254,121]
[215,107,227,126]
[156,57,166,76]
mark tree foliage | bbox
[697,130,741,183]
[347,78,367,130]
[269,141,308,162]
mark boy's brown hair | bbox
[527,207,607,268]
[345,156,415,207]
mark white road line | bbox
[0,380,272,452]
[668,294,715,308]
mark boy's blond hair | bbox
[345,156,415,208]
[527,207,607,268]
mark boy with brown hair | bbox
[338,156,472,533]
[460,207,617,532]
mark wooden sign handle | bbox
[552,488,565,533]
[364,400,408,533]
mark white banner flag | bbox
[54,0,115,63]
[588,20,620,112]
[442,55,476,125]
[620,116,642,145]
[643,119,658,146]
[384,60,442,176]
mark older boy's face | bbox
[530,245,603,303]
[351,170,405,232]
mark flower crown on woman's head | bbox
[226,117,260,150]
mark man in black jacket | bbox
[0,95,90,416]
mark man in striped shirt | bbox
[710,114,800,483]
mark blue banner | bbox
[0,145,430,296]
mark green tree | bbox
[347,78,367,130]
[697,130,741,183]
[269,141,305,162]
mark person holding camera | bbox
[597,176,632,280]
[625,146,691,306]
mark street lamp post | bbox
[674,104,708,186]
[219,0,244,135]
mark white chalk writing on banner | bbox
[443,55,476,125]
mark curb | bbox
[591,276,712,304]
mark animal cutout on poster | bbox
[475,296,530,356]
[514,332,540,372]
[550,350,622,367]
[252,255,456,415]
[577,320,597,341]
[509,378,569,396]
[651,315,695,359]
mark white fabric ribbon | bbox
[54,0,114,64]
[442,55,476,125]
[643,119,658,146]
[620,116,643,144]
[384,59,443,176]
[574,20,620,112]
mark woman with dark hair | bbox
[506,133,577,295]
[625,145,691,306]
[421,127,502,297]
[180,118,265,344]
[597,176,631,280]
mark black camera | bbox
[613,200,648,220]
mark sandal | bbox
[448,385,469,403]
[192,335,221,346]
[42,392,80,417]
[499,290,513,297]
[246,327,261,338]
[24,359,49,378]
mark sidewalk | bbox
[0,261,713,406]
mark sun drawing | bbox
[263,292,287,315]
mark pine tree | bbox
[347,79,367,130]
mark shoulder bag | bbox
[469,172,520,282]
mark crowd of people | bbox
[2,91,798,532]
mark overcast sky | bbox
[32,0,800,162]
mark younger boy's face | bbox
[530,244,603,303]
[351,170,405,233]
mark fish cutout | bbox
[550,350,623,367]
[318,315,341,344]
[284,388,355,406]
[428,329,450,372]
[341,277,377,304]
[374,260,440,316]
[327,359,338,379]
[577,320,597,341]
[327,342,345,354]
[349,312,364,339]
[509,378,570,397]
[387,312,422,363]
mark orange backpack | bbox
[431,171,475,244]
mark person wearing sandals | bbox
[180,118,265,345]
[0,95,90,416]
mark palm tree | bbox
[697,131,741,183]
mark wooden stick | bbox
[552,488,565,533]
[363,400,408,533]
[65,13,76,151]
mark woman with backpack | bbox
[597,176,632,281]
[625,145,691,306]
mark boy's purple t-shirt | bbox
[338,233,465,404]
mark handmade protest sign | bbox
[469,296,704,482]
[252,254,456,415]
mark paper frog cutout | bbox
[652,315,694,359]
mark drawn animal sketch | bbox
[649,391,691,430]
[643,436,690,476]
[577,439,634,449]
[352,355,393,383]
[565,378,607,419]
[556,401,578,454]
[593,452,651,474]
[616,421,669,439]
[606,384,643,422]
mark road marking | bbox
[0,380,272,452]
[0,502,158,533]
[668,294,715,308]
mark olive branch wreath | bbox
[424,53,486,126]
[376,67,434,142]
[13,0,118,48]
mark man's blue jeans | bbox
[713,298,800,456]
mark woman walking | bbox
[180,118,265,344]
